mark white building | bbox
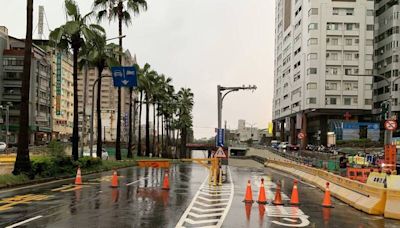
[273,0,376,146]
[231,120,260,143]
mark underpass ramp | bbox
[176,168,234,228]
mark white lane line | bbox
[126,177,149,186]
[6,215,43,228]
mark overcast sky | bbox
[0,0,275,139]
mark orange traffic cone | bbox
[257,178,267,204]
[243,180,254,204]
[290,179,300,205]
[111,170,119,188]
[162,171,170,190]
[272,181,284,205]
[75,167,82,185]
[322,182,333,208]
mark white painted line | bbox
[188,212,224,218]
[184,218,220,225]
[194,201,228,207]
[126,177,149,186]
[191,207,226,213]
[199,192,231,197]
[6,215,43,228]
[197,196,229,202]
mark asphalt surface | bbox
[1,159,400,227]
[0,164,206,228]
[226,159,400,228]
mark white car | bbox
[0,142,6,152]
[278,142,289,150]
[83,148,109,160]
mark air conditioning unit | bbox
[381,49,384,54]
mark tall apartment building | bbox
[374,1,400,126]
[272,0,377,146]
[78,50,137,143]
[0,31,52,145]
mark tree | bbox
[177,88,194,158]
[94,0,147,160]
[82,33,119,158]
[50,0,105,161]
[13,0,34,175]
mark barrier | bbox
[0,155,16,163]
[137,160,170,168]
[265,159,387,216]
[366,172,387,188]
[385,189,400,219]
[347,168,374,183]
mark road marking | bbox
[126,176,149,186]
[176,167,234,228]
[0,194,50,211]
[265,205,311,227]
[5,215,43,228]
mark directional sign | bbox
[385,120,398,131]
[216,128,224,147]
[214,147,226,158]
[111,66,137,87]
[298,132,305,139]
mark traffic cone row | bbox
[242,179,333,207]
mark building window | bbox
[308,23,318,31]
[326,82,338,90]
[307,53,318,60]
[328,97,337,105]
[345,39,352,45]
[344,53,352,60]
[344,97,351,105]
[307,97,317,104]
[365,99,372,105]
[307,83,317,89]
[367,25,374,31]
[307,68,317,75]
[308,38,318,45]
[308,8,318,16]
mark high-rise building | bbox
[0,31,52,145]
[272,0,377,146]
[373,1,400,120]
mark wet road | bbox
[225,159,400,228]
[0,164,206,228]
[1,160,400,227]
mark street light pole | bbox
[217,85,257,143]
[90,75,112,157]
[347,74,400,145]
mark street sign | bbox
[111,66,137,87]
[385,120,398,131]
[216,128,224,146]
[214,147,226,158]
[298,132,305,139]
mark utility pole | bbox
[217,85,257,144]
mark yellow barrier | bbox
[265,160,387,216]
[0,156,16,163]
[387,175,400,190]
[385,189,400,219]
[366,172,387,188]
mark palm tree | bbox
[94,0,147,160]
[83,33,119,158]
[155,74,172,157]
[177,88,194,158]
[13,0,34,175]
[50,0,105,161]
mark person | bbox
[339,153,348,177]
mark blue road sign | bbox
[216,128,225,146]
[111,66,137,87]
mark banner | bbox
[56,52,62,115]
[268,122,273,134]
[296,113,302,129]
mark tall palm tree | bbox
[83,33,119,158]
[50,0,104,161]
[177,88,194,158]
[156,74,172,157]
[13,0,34,175]
[94,0,147,160]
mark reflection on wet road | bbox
[1,160,400,227]
[0,164,206,228]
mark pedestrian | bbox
[339,153,348,177]
[207,149,211,158]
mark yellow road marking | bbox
[0,194,50,211]
[51,185,73,192]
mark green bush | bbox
[76,157,102,168]
[47,140,66,158]
[31,156,57,177]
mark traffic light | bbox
[381,102,389,120]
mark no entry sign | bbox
[298,132,305,139]
[384,120,398,131]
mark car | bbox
[288,144,300,151]
[271,140,280,149]
[0,142,6,152]
[278,142,289,150]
